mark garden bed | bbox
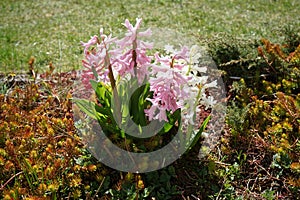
[1,33,299,199]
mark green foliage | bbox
[144,166,180,200]
[262,189,275,200]
[226,100,250,138]
[188,115,211,151]
[204,33,264,86]
[74,73,201,155]
[103,167,180,200]
[0,81,8,95]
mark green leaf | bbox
[160,123,173,134]
[120,129,125,138]
[73,98,97,120]
[95,82,112,107]
[158,109,181,135]
[89,79,98,91]
[95,103,114,117]
[188,115,211,150]
[168,109,181,124]
[94,103,121,134]
[129,83,150,126]
[91,66,99,80]
[137,83,150,125]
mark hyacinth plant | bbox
[74,18,217,158]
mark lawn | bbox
[1,0,299,73]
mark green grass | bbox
[0,0,299,73]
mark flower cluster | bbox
[145,47,191,121]
[81,18,152,89]
[80,18,217,122]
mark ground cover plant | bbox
[208,32,300,199]
[1,0,300,199]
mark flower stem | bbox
[132,49,138,77]
[108,63,116,90]
[107,61,121,125]
[132,39,138,77]
[102,39,121,124]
